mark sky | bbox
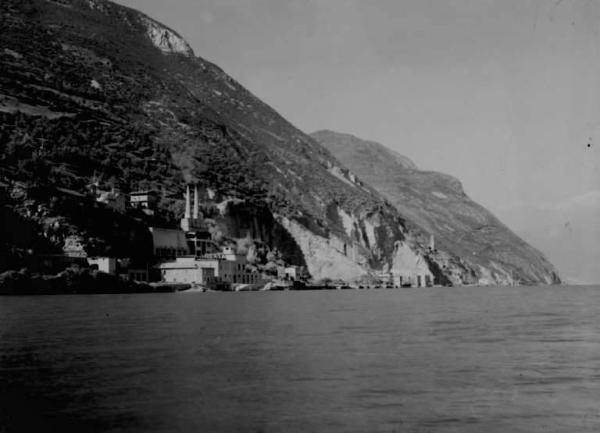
[117,0,600,282]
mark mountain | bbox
[0,0,559,285]
[311,130,561,285]
[0,0,425,281]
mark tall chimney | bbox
[193,184,199,219]
[184,184,191,219]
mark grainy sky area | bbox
[117,0,600,282]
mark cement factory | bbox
[59,183,437,291]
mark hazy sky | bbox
[117,0,600,281]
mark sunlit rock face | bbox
[278,217,367,281]
[140,16,194,56]
[312,130,561,285]
[391,241,433,285]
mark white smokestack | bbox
[193,184,199,219]
[184,184,191,219]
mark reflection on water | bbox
[1,286,600,432]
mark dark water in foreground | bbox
[1,286,599,433]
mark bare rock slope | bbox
[311,130,561,285]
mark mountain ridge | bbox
[0,0,560,285]
[311,130,560,285]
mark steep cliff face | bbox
[0,0,449,281]
[311,130,561,285]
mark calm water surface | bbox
[1,286,599,432]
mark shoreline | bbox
[0,268,568,296]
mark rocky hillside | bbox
[0,0,430,282]
[311,130,561,285]
[0,0,559,285]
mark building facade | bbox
[149,227,190,259]
[87,257,117,275]
[278,265,302,281]
[156,246,261,286]
[156,256,219,285]
[130,191,158,215]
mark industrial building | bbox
[156,246,262,287]
[130,190,158,215]
[153,184,262,287]
[149,227,190,259]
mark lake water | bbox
[1,286,599,432]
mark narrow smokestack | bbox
[193,184,199,219]
[184,184,191,218]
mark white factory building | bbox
[152,184,262,287]
[156,246,262,286]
